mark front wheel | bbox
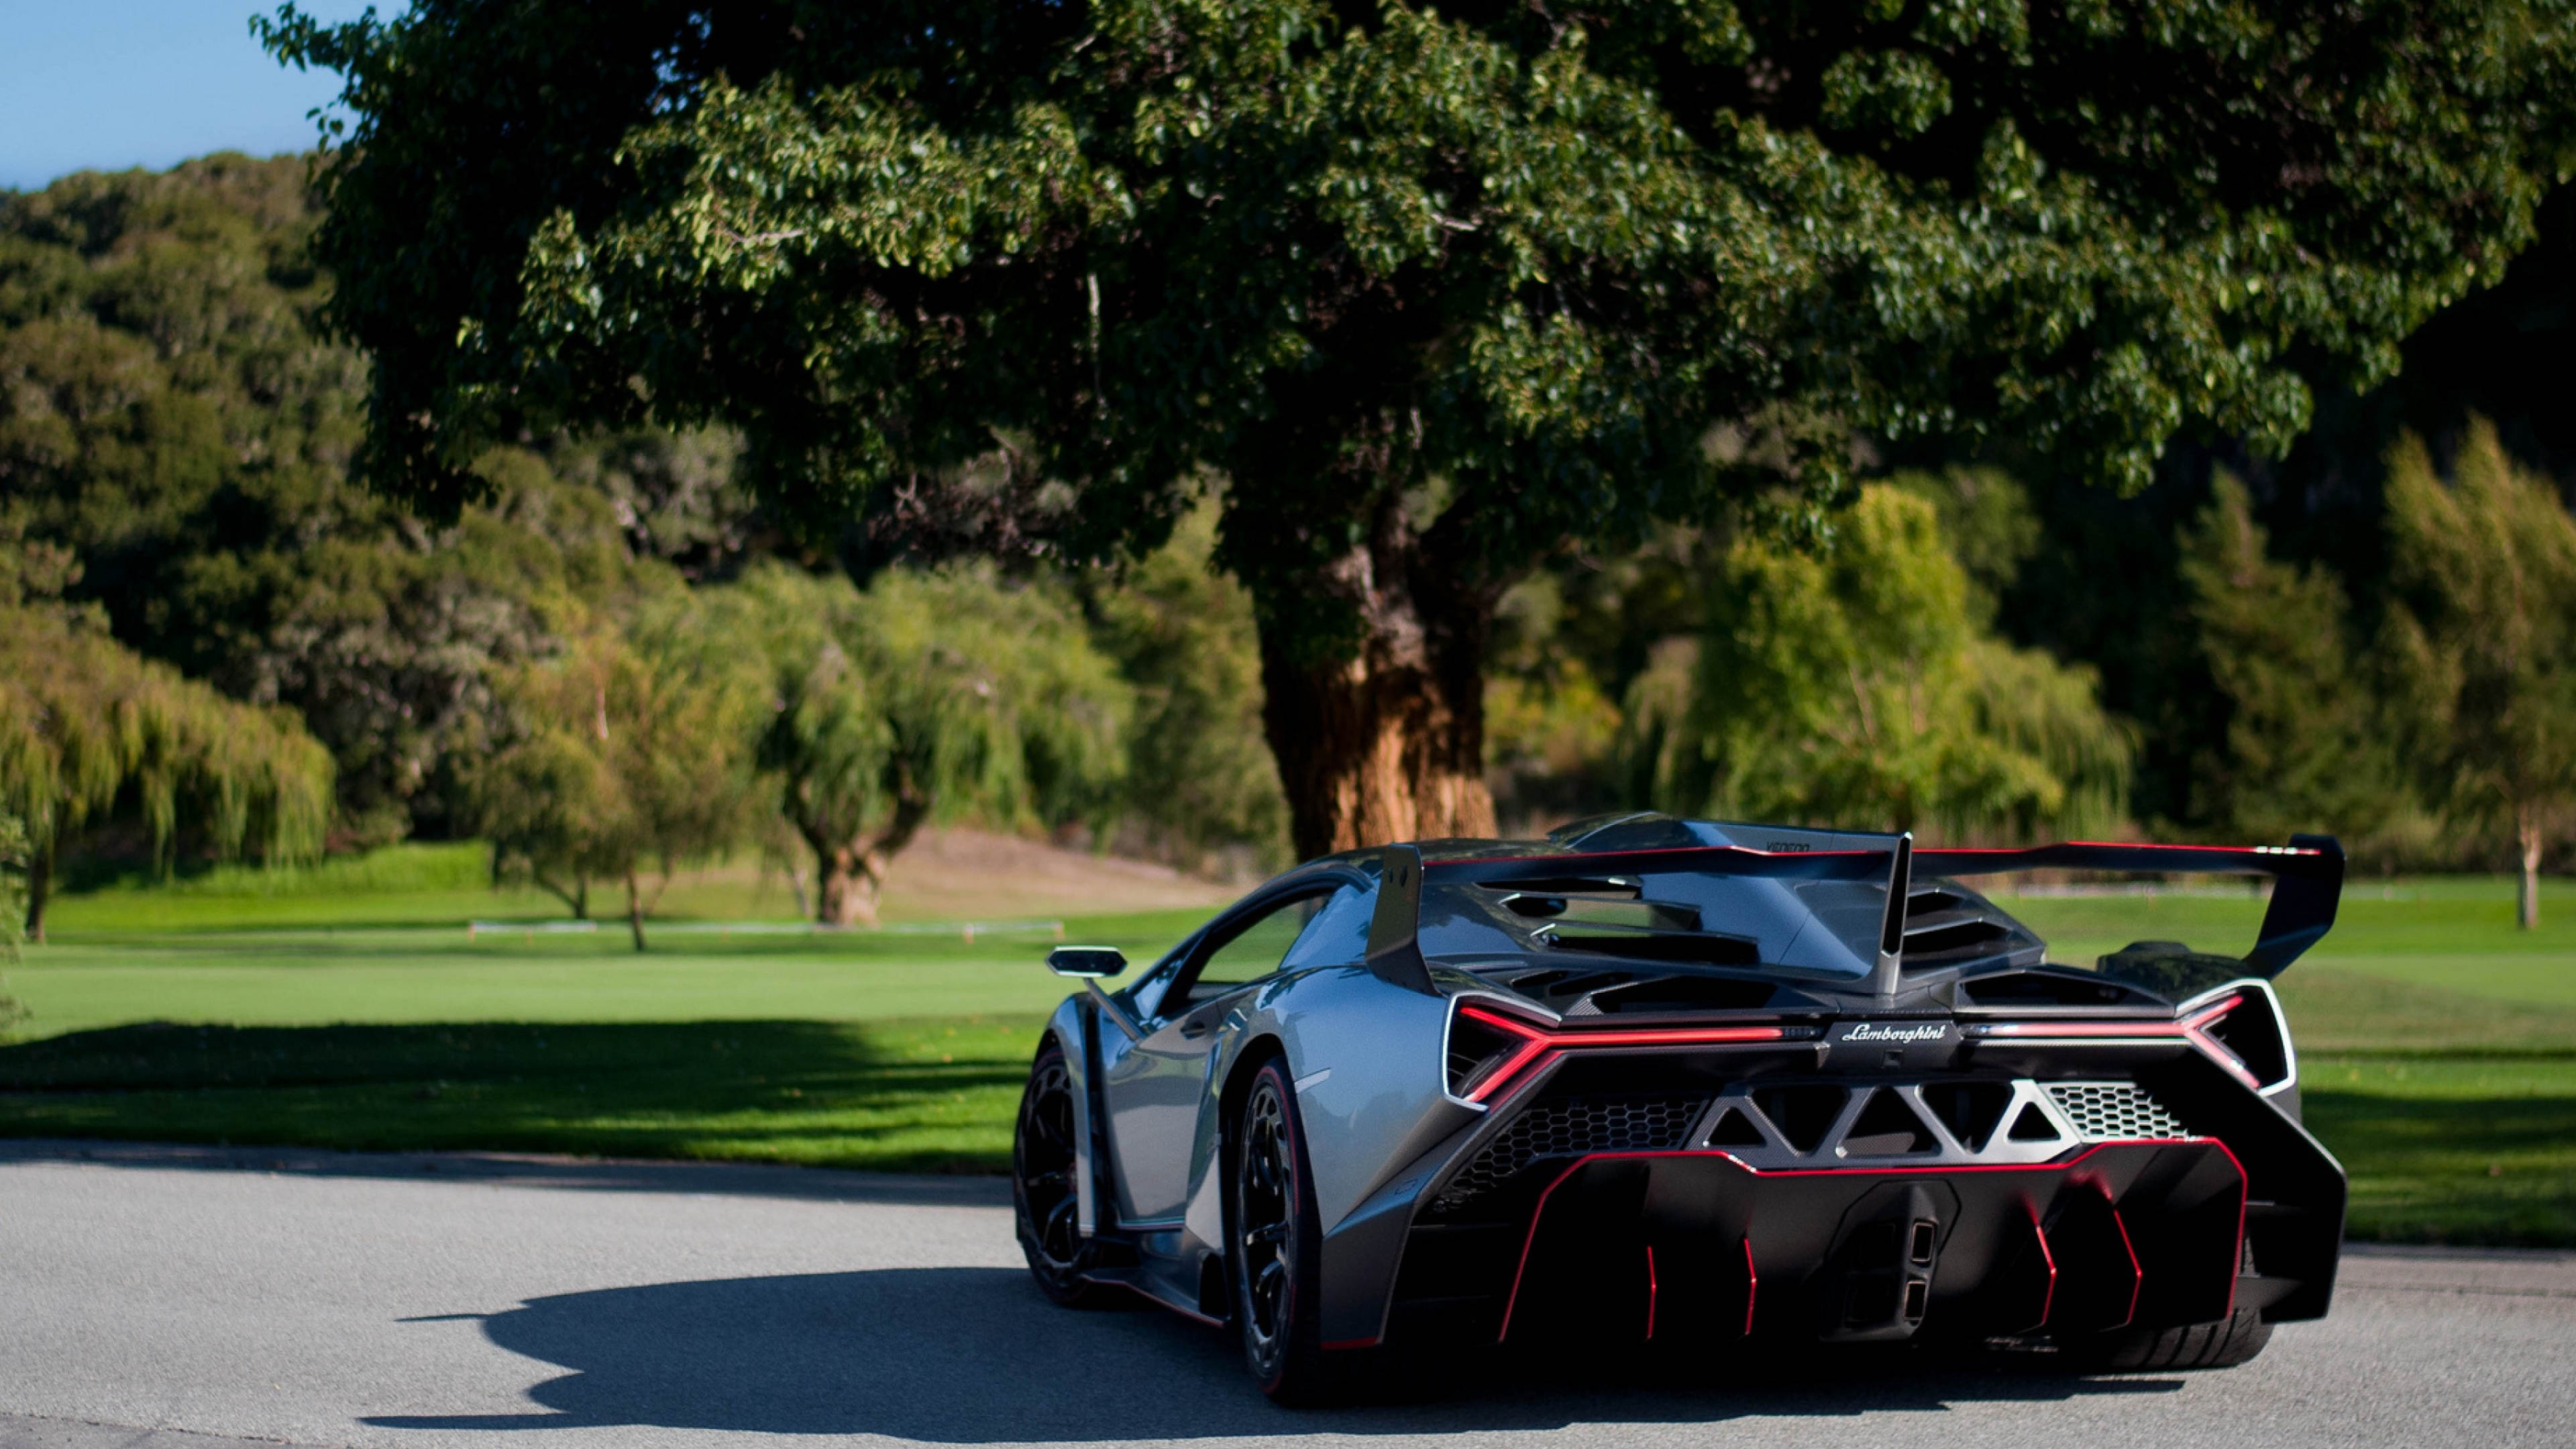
[1014,1038,1108,1307]
[1232,1058,1334,1403]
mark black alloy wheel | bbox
[1014,1039,1104,1306]
[1232,1059,1330,1401]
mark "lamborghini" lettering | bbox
[1837,1022,1948,1044]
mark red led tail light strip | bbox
[1974,1020,2189,1040]
[1454,1005,1790,1105]
[1972,993,2263,1089]
[2178,994,2263,1089]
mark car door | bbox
[1099,890,1334,1225]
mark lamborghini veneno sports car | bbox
[1011,813,2346,1402]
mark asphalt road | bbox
[1,1140,2570,1449]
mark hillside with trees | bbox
[11,133,2576,932]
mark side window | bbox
[1181,879,1379,1006]
[1279,882,1376,969]
[1193,895,1326,991]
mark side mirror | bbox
[1046,945,1128,979]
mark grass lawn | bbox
[0,1017,1044,1173]
[1,859,2571,1242]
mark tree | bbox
[1087,507,1291,873]
[2177,473,2400,845]
[722,561,1130,926]
[0,156,722,844]
[1634,484,2130,838]
[0,536,333,941]
[264,0,2575,858]
[467,610,763,949]
[2382,420,2576,928]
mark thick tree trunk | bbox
[814,844,879,928]
[804,772,934,928]
[23,834,51,945]
[1256,511,1500,860]
[2518,805,2544,930]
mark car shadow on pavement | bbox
[363,1267,2186,1440]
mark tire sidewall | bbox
[1014,1037,1090,1302]
[1233,1057,1323,1395]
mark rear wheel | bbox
[2081,1305,2273,1371]
[1014,1038,1108,1307]
[1232,1059,1332,1403]
[2072,1240,2273,1371]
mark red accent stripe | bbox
[1644,1244,1658,1340]
[1321,1337,1378,1350]
[1741,1236,1759,1338]
[2217,1136,2250,1319]
[1925,841,2316,856]
[2031,1204,2058,1330]
[2106,1195,2143,1330]
[1430,845,1887,867]
[1432,840,2320,869]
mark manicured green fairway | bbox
[2,864,2570,1241]
[5,918,1194,1037]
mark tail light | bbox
[1446,1006,1551,1102]
[1444,1003,1795,1106]
[2182,983,2295,1094]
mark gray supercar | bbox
[1011,812,2345,1402]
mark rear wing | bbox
[1914,834,2344,977]
[1390,831,2344,989]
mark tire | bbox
[2083,1305,2273,1371]
[2073,1238,2273,1372]
[1230,1057,1334,1403]
[1013,1038,1110,1307]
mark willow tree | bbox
[720,562,1130,926]
[0,544,334,939]
[1632,484,2131,839]
[2178,474,2398,846]
[2383,421,2576,928]
[266,0,2574,858]
[468,612,764,949]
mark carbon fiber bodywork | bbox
[1020,814,2347,1362]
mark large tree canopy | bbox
[266,0,2575,857]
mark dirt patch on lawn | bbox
[869,828,1237,921]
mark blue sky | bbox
[1,1,401,192]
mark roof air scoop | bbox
[1869,833,1913,1002]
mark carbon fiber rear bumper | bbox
[1381,1137,2316,1349]
[1511,1140,2244,1344]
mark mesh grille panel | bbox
[2045,1081,2188,1140]
[1434,1093,1708,1210]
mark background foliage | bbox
[11,147,2576,922]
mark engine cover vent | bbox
[1434,1093,1708,1210]
[2045,1081,2188,1141]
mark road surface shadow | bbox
[365,1267,2184,1439]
